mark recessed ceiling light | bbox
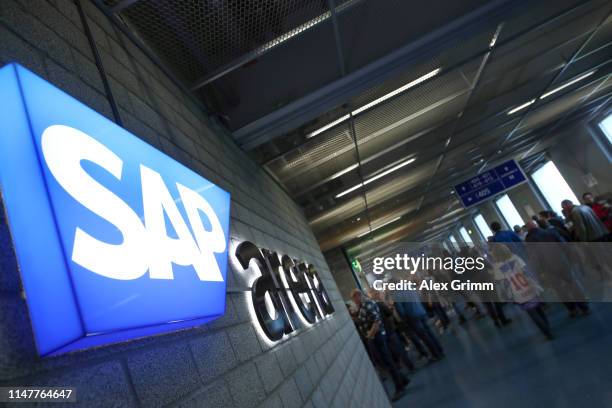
[306,68,442,138]
[335,157,416,198]
[507,99,536,115]
[539,70,596,100]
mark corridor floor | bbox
[391,303,612,407]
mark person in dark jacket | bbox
[370,289,415,372]
[538,210,573,242]
[524,221,589,317]
[490,221,528,260]
[351,289,409,401]
[491,221,524,243]
[393,287,445,361]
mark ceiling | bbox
[96,0,612,258]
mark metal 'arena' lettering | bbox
[235,241,335,341]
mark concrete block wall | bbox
[0,1,389,407]
[324,248,363,301]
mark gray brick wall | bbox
[0,1,389,407]
[324,248,362,301]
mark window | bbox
[598,113,612,145]
[495,194,524,229]
[449,234,460,251]
[459,226,474,246]
[531,161,580,215]
[474,213,493,239]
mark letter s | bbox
[41,125,148,280]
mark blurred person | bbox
[472,244,512,328]
[489,244,553,340]
[561,199,608,242]
[524,221,589,317]
[490,221,528,260]
[583,192,612,233]
[382,278,431,360]
[392,284,445,361]
[347,302,385,370]
[421,269,451,331]
[491,221,524,243]
[369,289,416,372]
[434,268,469,325]
[456,246,486,319]
[538,210,573,242]
[351,289,409,401]
[514,225,527,240]
[562,199,612,293]
[438,249,469,324]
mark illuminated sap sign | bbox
[0,64,230,356]
[235,242,335,341]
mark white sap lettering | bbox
[41,125,148,280]
[41,125,226,282]
[177,184,225,282]
[140,165,208,280]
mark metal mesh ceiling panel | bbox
[265,66,473,187]
[267,121,354,183]
[119,0,331,81]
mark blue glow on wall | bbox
[0,63,230,356]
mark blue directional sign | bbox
[454,160,526,208]
[0,63,230,356]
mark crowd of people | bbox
[346,192,612,401]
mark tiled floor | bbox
[390,303,612,407]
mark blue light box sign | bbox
[0,63,230,356]
[454,160,526,208]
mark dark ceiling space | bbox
[96,0,612,258]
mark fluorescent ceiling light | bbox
[335,157,416,198]
[507,99,535,115]
[306,68,442,138]
[489,23,504,49]
[539,70,596,100]
[331,163,359,179]
[306,114,350,138]
[489,34,499,48]
[351,68,441,115]
[357,216,402,238]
